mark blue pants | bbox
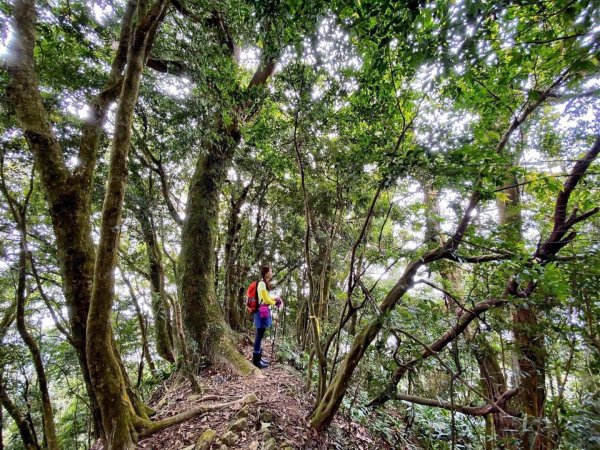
[253,327,266,353]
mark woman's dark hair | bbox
[260,266,272,291]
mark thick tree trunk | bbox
[51,191,102,431]
[179,126,256,370]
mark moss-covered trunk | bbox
[137,210,175,362]
[179,124,243,359]
[51,189,103,431]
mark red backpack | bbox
[246,281,261,314]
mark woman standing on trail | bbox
[253,266,282,368]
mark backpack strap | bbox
[256,279,262,306]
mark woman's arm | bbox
[258,281,276,305]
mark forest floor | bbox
[137,336,389,450]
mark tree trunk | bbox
[473,339,519,447]
[311,182,482,429]
[512,307,547,448]
[498,172,548,448]
[179,126,256,369]
[86,1,170,447]
[0,109,58,449]
[309,254,440,430]
[0,379,40,450]
[176,11,277,360]
[14,227,59,450]
[223,182,251,331]
[136,210,175,362]
[120,268,158,377]
[426,179,519,445]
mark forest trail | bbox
[137,337,385,450]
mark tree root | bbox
[216,337,260,377]
[137,392,258,438]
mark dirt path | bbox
[137,339,385,449]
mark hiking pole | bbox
[271,312,278,363]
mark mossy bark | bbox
[137,210,175,362]
[179,125,246,362]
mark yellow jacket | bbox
[257,281,276,306]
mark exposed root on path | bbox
[137,393,258,438]
[138,338,387,449]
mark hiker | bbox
[252,265,282,369]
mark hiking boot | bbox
[259,349,269,365]
[252,352,268,369]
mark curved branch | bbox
[0,378,41,450]
[5,0,68,198]
[393,389,519,416]
[147,57,192,79]
[28,255,74,345]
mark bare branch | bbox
[393,389,519,416]
[537,136,600,260]
[133,140,183,226]
[28,255,74,345]
[147,58,192,79]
